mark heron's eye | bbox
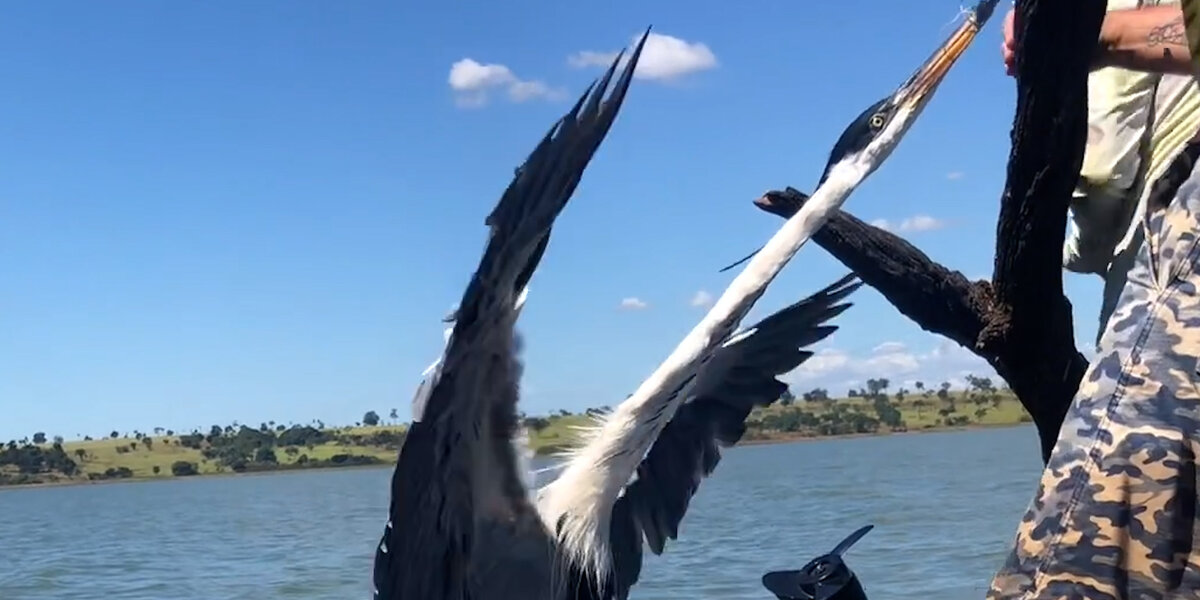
[869,113,885,129]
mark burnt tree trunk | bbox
[758,0,1103,463]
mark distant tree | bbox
[802,388,830,403]
[557,409,571,417]
[913,398,928,419]
[142,437,153,451]
[210,425,223,438]
[965,374,995,393]
[101,467,133,479]
[778,388,796,406]
[260,422,270,433]
[32,432,46,444]
[171,461,199,476]
[84,435,93,441]
[166,430,174,436]
[389,408,399,422]
[53,435,64,445]
[847,389,859,398]
[915,381,925,392]
[866,378,890,398]
[152,465,161,474]
[872,395,904,429]
[254,447,277,463]
[130,442,138,451]
[936,382,951,402]
[523,417,550,432]
[154,427,164,435]
[276,424,286,432]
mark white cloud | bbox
[619,297,649,310]
[447,58,564,108]
[946,171,965,180]
[872,341,907,354]
[690,290,714,308]
[898,215,946,232]
[868,215,947,233]
[567,32,717,82]
[785,338,996,395]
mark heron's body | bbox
[375,3,997,598]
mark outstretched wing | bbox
[411,288,530,424]
[607,274,862,599]
[372,31,648,600]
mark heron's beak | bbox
[893,0,998,112]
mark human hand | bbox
[1001,8,1017,76]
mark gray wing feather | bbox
[607,274,863,599]
[372,31,648,600]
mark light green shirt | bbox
[1064,0,1200,343]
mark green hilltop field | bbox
[1,376,1031,487]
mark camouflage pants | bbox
[988,142,1200,599]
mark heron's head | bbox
[816,5,990,187]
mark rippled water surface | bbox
[1,426,1044,599]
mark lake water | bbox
[0,425,1045,599]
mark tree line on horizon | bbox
[1,375,1020,486]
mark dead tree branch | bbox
[759,0,1103,462]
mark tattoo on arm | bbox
[1147,16,1185,47]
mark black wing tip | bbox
[822,272,862,295]
[751,273,862,330]
[484,28,646,235]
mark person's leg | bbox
[988,142,1200,599]
[1096,223,1144,349]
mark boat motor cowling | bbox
[761,524,873,600]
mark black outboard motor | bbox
[761,525,874,600]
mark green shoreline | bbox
[0,393,1032,492]
[1,423,1031,492]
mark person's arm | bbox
[1096,5,1194,74]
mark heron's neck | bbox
[549,160,866,505]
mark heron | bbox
[376,2,996,595]
[539,1,997,595]
[379,35,864,599]
[372,29,864,599]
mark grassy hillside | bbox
[1,381,1030,487]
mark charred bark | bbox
[758,0,1102,463]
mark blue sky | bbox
[0,1,1105,441]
